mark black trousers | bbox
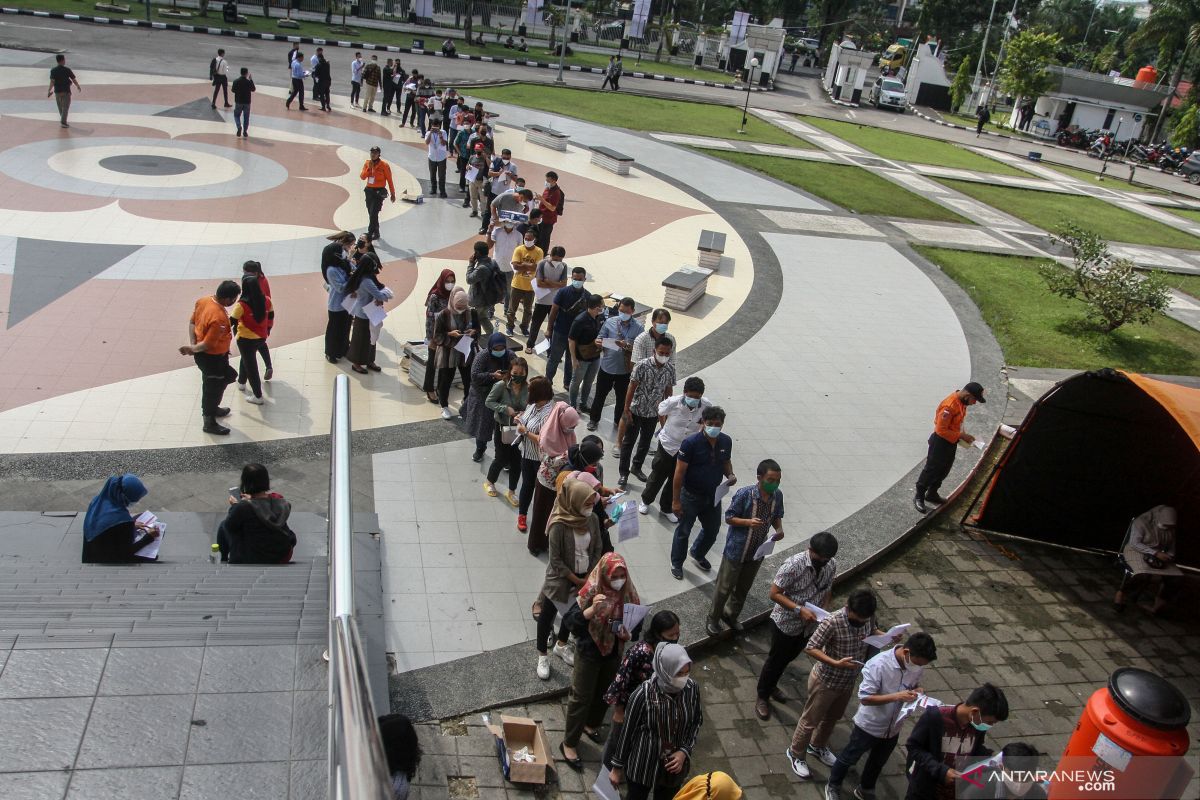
[287,77,306,108]
[486,431,520,490]
[382,84,395,113]
[525,303,552,350]
[537,222,553,253]
[518,457,540,515]
[317,80,331,110]
[589,369,629,426]
[364,187,386,238]
[325,309,352,359]
[640,447,677,513]
[915,433,957,497]
[757,618,811,700]
[428,158,447,194]
[401,93,416,125]
[194,352,237,417]
[211,75,229,106]
[619,414,657,477]
[422,347,437,393]
[350,80,361,104]
[625,781,674,800]
[436,363,470,408]
[535,597,575,653]
[236,337,268,398]
[457,154,469,190]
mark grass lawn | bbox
[468,85,813,147]
[1037,162,1168,196]
[917,247,1200,376]
[802,116,1028,176]
[936,178,1200,251]
[1160,270,1200,301]
[702,150,969,223]
[1168,206,1200,225]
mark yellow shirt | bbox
[510,244,543,292]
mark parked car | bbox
[798,37,820,52]
[869,77,907,112]
[1178,152,1200,184]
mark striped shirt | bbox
[610,678,703,788]
[518,401,553,461]
[806,607,876,691]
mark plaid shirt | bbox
[806,608,876,691]
[769,551,836,636]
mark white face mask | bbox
[609,578,626,590]
[654,353,669,365]
[444,282,455,291]
[670,674,689,690]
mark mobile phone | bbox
[610,620,624,634]
[851,659,865,666]
[229,486,241,500]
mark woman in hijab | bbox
[431,286,478,419]
[559,552,640,771]
[535,477,603,681]
[525,402,582,555]
[231,273,274,405]
[83,474,160,564]
[601,611,681,767]
[323,232,357,364]
[345,239,391,374]
[609,642,704,799]
[422,268,456,403]
[672,772,742,800]
[464,332,512,462]
[483,356,529,505]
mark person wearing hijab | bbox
[515,376,556,535]
[217,463,298,564]
[602,611,681,768]
[536,477,604,680]
[483,357,529,504]
[609,642,704,799]
[241,259,274,381]
[464,332,513,462]
[1115,504,1181,615]
[673,772,742,800]
[559,552,640,770]
[432,286,478,419]
[422,268,456,403]
[525,403,583,554]
[231,273,274,405]
[345,239,391,374]
[323,231,357,364]
[82,474,160,563]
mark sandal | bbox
[483,482,498,497]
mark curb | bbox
[0,6,769,92]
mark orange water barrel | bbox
[1136,65,1158,83]
[1049,668,1190,799]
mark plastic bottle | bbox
[210,543,220,564]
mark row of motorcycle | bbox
[1056,127,1192,174]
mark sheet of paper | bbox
[591,764,620,800]
[551,595,579,617]
[623,602,651,633]
[617,501,639,543]
[804,602,831,621]
[363,302,387,326]
[863,623,911,649]
[465,166,479,182]
[972,439,986,450]
[340,294,357,314]
[132,517,165,560]
[753,534,781,561]
[533,338,551,355]
[601,338,620,351]
[531,279,553,302]
[712,476,732,507]
[897,693,943,725]
[453,335,475,358]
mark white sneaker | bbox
[785,749,811,779]
[638,503,649,515]
[536,655,550,680]
[238,383,250,394]
[665,512,679,524]
[553,641,575,666]
[808,745,837,767]
[246,395,265,405]
[440,408,453,420]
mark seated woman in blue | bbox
[82,474,160,564]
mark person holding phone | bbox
[431,287,478,419]
[216,463,297,564]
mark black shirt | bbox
[231,76,255,105]
[50,65,75,94]
[568,310,602,362]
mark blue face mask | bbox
[618,311,631,322]
[683,396,700,409]
[572,279,585,289]
[490,349,506,358]
[655,323,668,334]
[704,425,721,438]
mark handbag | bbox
[500,425,519,445]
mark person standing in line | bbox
[538,171,565,252]
[639,377,708,523]
[507,230,543,338]
[587,296,642,432]
[706,459,785,637]
[47,54,81,129]
[466,142,488,215]
[425,118,449,198]
[619,338,677,489]
[345,240,391,375]
[489,216,521,319]
[431,288,478,419]
[453,112,473,199]
[600,611,681,768]
[400,70,419,127]
[824,633,939,800]
[481,148,517,234]
[904,684,1009,800]
[621,309,676,452]
[360,55,381,113]
[231,273,274,406]
[416,77,435,135]
[313,52,332,112]
[350,52,364,108]
[323,231,356,364]
[608,642,704,799]
[465,241,504,336]
[600,55,615,90]
[544,266,590,391]
[229,67,255,138]
[360,146,395,242]
[179,280,241,435]
[754,531,839,721]
[567,294,606,412]
[464,332,512,463]
[286,53,308,110]
[422,269,456,403]
[913,382,985,514]
[483,357,529,504]
[380,58,395,116]
[515,376,557,533]
[668,405,732,579]
[309,48,323,104]
[526,404,585,552]
[210,48,231,109]
[525,245,568,353]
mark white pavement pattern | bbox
[375,233,971,672]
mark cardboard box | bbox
[485,714,552,784]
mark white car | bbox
[870,77,906,112]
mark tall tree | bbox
[997,29,1062,104]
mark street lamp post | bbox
[554,0,572,84]
[738,57,759,133]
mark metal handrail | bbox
[327,374,394,800]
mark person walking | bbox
[601,611,681,768]
[464,332,513,462]
[361,55,381,112]
[706,459,785,636]
[515,376,557,533]
[210,48,231,109]
[558,552,639,771]
[465,241,504,336]
[422,269,456,403]
[544,266,590,392]
[350,52,364,108]
[669,405,732,580]
[608,642,703,799]
[285,52,308,110]
[360,146,396,241]
[601,56,615,90]
[313,52,332,112]
[231,67,255,137]
[568,294,606,411]
[425,119,449,198]
[754,531,839,721]
[507,229,542,337]
[525,246,568,353]
[620,338,677,489]
[975,104,991,136]
[536,476,605,680]
[483,358,529,504]
[323,232,356,363]
[913,382,985,514]
[587,296,641,432]
[610,56,623,91]
[639,377,708,523]
[231,273,274,406]
[345,242,392,374]
[179,280,241,435]
[431,288,478,419]
[47,54,81,129]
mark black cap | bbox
[963,382,986,403]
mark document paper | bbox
[132,511,165,560]
[863,623,911,649]
[453,335,475,358]
[712,476,732,507]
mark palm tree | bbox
[1134,0,1200,87]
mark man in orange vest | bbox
[360,145,396,241]
[914,382,985,514]
[179,280,241,435]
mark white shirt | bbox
[214,56,228,77]
[490,227,522,273]
[425,129,448,162]
[428,96,443,114]
[852,646,926,739]
[352,58,364,81]
[572,530,592,573]
[310,54,319,69]
[656,395,711,456]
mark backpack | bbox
[554,186,566,217]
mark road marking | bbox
[0,21,73,31]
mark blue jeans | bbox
[569,358,599,410]
[827,723,898,791]
[417,105,428,136]
[670,488,722,569]
[233,103,250,132]
[544,331,573,390]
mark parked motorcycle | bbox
[1158,147,1190,173]
[1056,128,1090,148]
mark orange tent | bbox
[974,369,1200,568]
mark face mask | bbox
[670,674,689,690]
[511,374,526,384]
[609,578,626,590]
[655,323,668,334]
[551,260,563,268]
[704,425,721,438]
[655,353,669,365]
[524,239,536,247]
[683,396,700,409]
[502,158,510,164]
[761,481,779,494]
[618,312,631,322]
[848,617,867,628]
[571,279,585,289]
[444,282,455,291]
[544,181,551,189]
[490,349,506,358]
[970,710,992,732]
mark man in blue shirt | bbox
[670,406,735,580]
[285,53,308,111]
[587,297,642,432]
[543,266,589,392]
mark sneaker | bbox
[505,326,515,336]
[586,421,598,432]
[472,449,484,463]
[553,641,575,666]
[691,554,712,572]
[825,785,843,800]
[536,655,550,680]
[638,503,649,515]
[517,514,528,532]
[612,446,621,458]
[238,382,249,394]
[441,408,453,420]
[671,567,683,580]
[483,481,498,497]
[808,745,837,767]
[852,787,876,800]
[665,512,679,524]
[504,490,518,507]
[246,395,265,405]
[263,368,273,381]
[785,749,811,779]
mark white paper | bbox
[453,335,475,358]
[623,602,651,633]
[712,476,732,507]
[863,623,911,649]
[340,294,357,314]
[363,302,387,326]
[803,602,831,621]
[465,166,480,182]
[133,512,164,559]
[617,501,639,542]
[600,338,620,351]
[972,439,986,450]
[898,693,944,725]
[531,279,553,302]
[753,534,781,561]
[591,765,620,800]
[533,338,551,355]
